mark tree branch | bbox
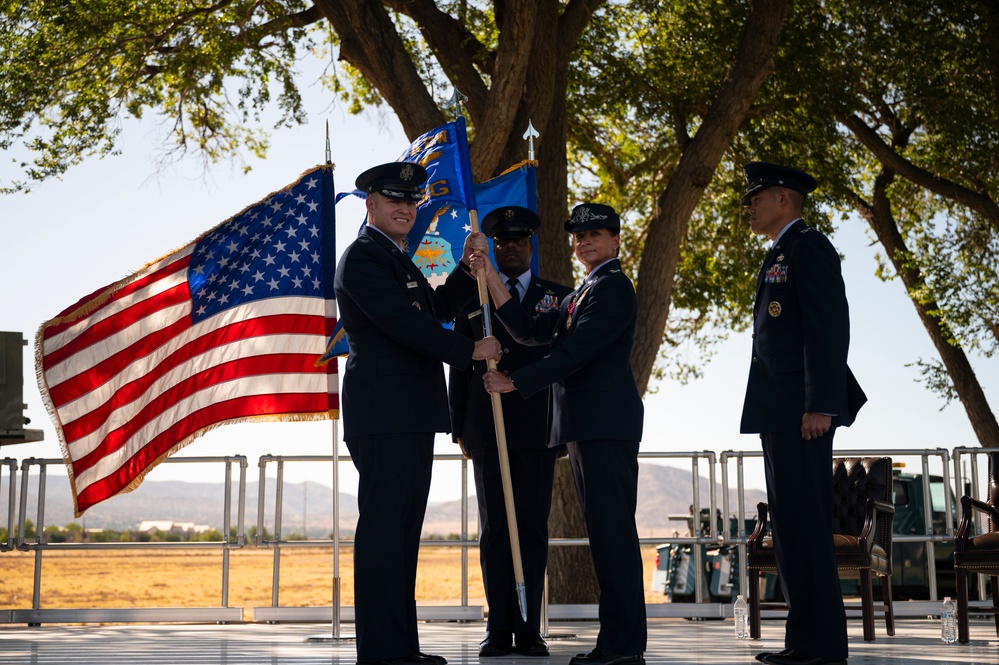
[314,0,444,138]
[842,112,999,234]
[243,4,325,41]
[385,0,492,117]
[631,0,793,394]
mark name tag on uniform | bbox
[406,281,419,289]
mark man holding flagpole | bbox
[448,206,572,658]
[334,162,501,665]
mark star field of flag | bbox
[189,173,328,323]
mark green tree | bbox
[828,1,999,446]
[64,522,85,543]
[43,524,67,543]
[19,519,36,540]
[91,529,122,542]
[0,1,789,387]
[0,0,793,602]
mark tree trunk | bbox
[630,0,794,393]
[546,458,599,603]
[855,173,999,448]
[316,0,796,603]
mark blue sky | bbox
[2,96,995,507]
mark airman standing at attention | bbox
[739,162,866,665]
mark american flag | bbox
[37,166,339,516]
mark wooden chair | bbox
[746,456,896,642]
[954,451,999,643]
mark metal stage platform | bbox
[1,617,997,664]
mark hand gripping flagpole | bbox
[448,89,528,623]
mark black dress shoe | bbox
[756,650,791,662]
[514,632,549,657]
[759,652,846,665]
[414,653,447,665]
[568,648,644,665]
[357,657,430,665]
[479,632,513,658]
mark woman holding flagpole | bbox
[482,203,647,665]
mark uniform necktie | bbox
[507,277,520,304]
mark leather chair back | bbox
[830,457,891,538]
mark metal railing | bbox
[2,457,16,551]
[720,447,960,617]
[252,450,482,626]
[3,455,247,625]
[951,446,995,602]
[1,446,993,625]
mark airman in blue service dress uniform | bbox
[739,162,866,665]
[448,206,572,658]
[482,204,647,665]
[333,162,501,665]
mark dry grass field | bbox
[0,546,666,620]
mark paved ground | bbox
[0,618,997,664]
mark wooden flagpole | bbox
[449,89,528,622]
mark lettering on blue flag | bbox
[400,120,474,286]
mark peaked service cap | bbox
[563,203,621,233]
[355,162,428,202]
[741,161,817,205]
[481,206,541,239]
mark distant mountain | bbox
[424,463,768,539]
[4,476,358,538]
[2,463,767,540]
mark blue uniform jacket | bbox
[448,275,572,451]
[740,219,866,433]
[495,259,644,446]
[333,226,477,440]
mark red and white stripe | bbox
[38,247,337,515]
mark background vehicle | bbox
[650,465,984,602]
[649,509,778,604]
[881,465,969,600]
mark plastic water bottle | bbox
[940,596,957,643]
[734,594,750,639]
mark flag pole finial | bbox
[522,120,539,161]
[447,88,468,119]
[325,120,332,165]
